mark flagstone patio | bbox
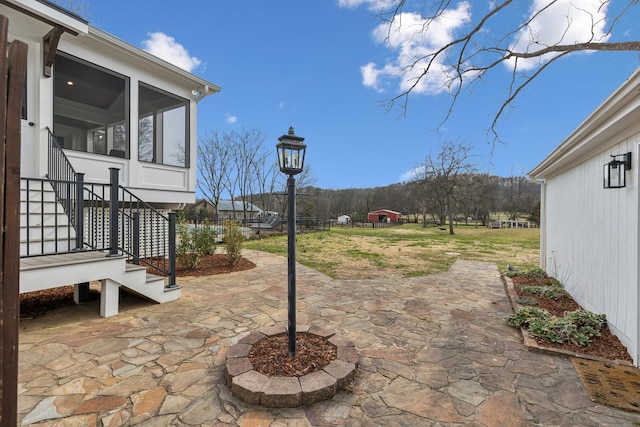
[17,250,640,426]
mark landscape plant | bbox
[517,279,569,300]
[506,307,606,347]
[223,220,244,266]
[505,272,608,347]
[176,215,217,270]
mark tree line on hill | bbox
[185,173,539,227]
[300,174,539,226]
[193,131,539,234]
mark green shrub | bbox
[224,220,244,266]
[506,307,607,347]
[193,219,217,256]
[505,306,552,327]
[503,266,548,278]
[176,217,199,270]
[176,216,218,270]
[518,283,570,300]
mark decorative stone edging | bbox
[225,324,358,408]
[502,275,634,366]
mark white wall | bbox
[3,2,210,206]
[542,133,640,364]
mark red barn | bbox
[368,209,403,223]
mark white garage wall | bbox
[543,136,639,364]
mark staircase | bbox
[20,178,75,256]
[19,178,180,317]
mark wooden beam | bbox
[0,14,8,425]
[1,12,28,424]
[43,25,63,78]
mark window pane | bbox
[138,115,154,162]
[138,83,189,167]
[162,106,186,167]
[53,54,129,157]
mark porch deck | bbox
[19,250,111,271]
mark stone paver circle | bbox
[225,324,358,408]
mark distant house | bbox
[337,215,351,224]
[368,209,402,223]
[529,67,640,367]
[194,200,263,220]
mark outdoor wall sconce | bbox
[604,152,632,189]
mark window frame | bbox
[137,81,190,168]
[53,52,130,158]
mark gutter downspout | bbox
[530,178,546,271]
[194,84,215,103]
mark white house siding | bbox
[54,34,200,203]
[4,1,219,208]
[542,137,639,364]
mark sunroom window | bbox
[138,83,189,167]
[53,53,129,157]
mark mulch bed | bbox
[511,275,633,363]
[249,333,337,377]
[176,253,256,277]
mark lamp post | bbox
[276,127,306,357]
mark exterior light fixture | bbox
[604,152,632,189]
[276,127,306,357]
[276,127,306,176]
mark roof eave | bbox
[88,25,221,95]
[529,67,640,180]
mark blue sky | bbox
[86,0,640,189]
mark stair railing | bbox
[32,130,177,287]
[106,168,177,287]
[46,127,81,239]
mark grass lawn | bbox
[244,223,540,280]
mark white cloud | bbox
[360,3,471,95]
[400,165,423,182]
[225,114,238,124]
[279,101,285,109]
[142,32,202,72]
[356,1,612,95]
[508,0,610,70]
[360,62,384,91]
[337,0,397,11]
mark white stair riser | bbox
[21,226,76,241]
[20,202,66,215]
[20,214,72,227]
[21,190,57,202]
[20,240,74,257]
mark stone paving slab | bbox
[16,250,640,426]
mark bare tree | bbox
[197,130,232,218]
[362,0,640,139]
[456,173,498,227]
[254,156,280,215]
[415,141,476,234]
[230,129,267,219]
[504,174,528,220]
[275,163,317,216]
